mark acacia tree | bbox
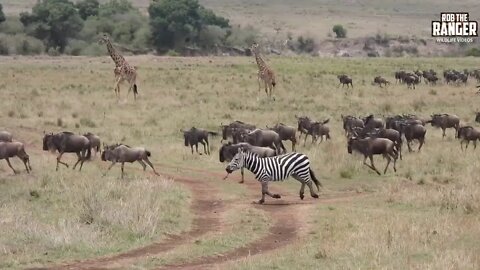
[148,0,229,53]
[20,0,83,52]
[76,0,100,20]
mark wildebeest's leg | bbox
[103,161,116,176]
[383,154,391,174]
[137,160,147,171]
[73,152,82,170]
[56,152,68,171]
[79,149,88,171]
[19,156,30,173]
[205,138,210,155]
[363,155,381,175]
[473,140,477,150]
[121,162,125,179]
[190,144,194,154]
[303,134,309,146]
[291,137,296,152]
[5,158,18,174]
[442,128,446,138]
[239,167,245,183]
[144,158,160,175]
[199,140,207,155]
[406,140,413,152]
[418,138,425,152]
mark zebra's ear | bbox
[237,147,243,154]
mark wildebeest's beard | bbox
[184,134,189,146]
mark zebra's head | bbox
[225,148,245,173]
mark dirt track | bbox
[27,161,364,270]
[14,126,364,270]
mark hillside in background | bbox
[1,0,479,57]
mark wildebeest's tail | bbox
[146,150,151,157]
[208,131,219,136]
[133,84,138,95]
[85,144,92,160]
[309,168,322,191]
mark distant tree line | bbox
[0,0,260,55]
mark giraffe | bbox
[99,34,138,101]
[251,43,276,98]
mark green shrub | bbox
[333,24,347,38]
[466,47,480,57]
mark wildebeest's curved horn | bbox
[322,119,330,124]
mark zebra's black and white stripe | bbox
[225,149,322,204]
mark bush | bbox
[0,33,45,55]
[148,0,230,52]
[332,24,347,38]
[64,39,88,55]
[296,35,316,53]
[76,0,99,20]
[466,47,480,57]
[20,0,84,52]
[0,16,26,35]
[224,25,259,47]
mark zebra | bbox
[225,148,322,204]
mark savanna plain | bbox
[1,55,480,269]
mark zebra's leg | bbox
[299,182,305,200]
[260,181,280,204]
[306,181,319,198]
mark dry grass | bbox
[0,55,480,269]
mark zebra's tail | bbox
[309,168,322,191]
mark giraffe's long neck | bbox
[105,40,125,67]
[254,51,267,71]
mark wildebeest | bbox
[43,132,91,171]
[181,127,218,155]
[0,141,32,174]
[338,74,353,88]
[266,123,297,151]
[456,126,480,150]
[101,144,159,178]
[341,115,364,137]
[352,127,403,160]
[347,137,398,175]
[243,129,286,154]
[221,121,255,143]
[404,74,420,89]
[310,120,331,144]
[373,76,390,87]
[83,132,101,158]
[399,122,427,152]
[395,71,406,84]
[295,115,313,140]
[0,131,13,142]
[219,142,277,183]
[427,114,460,138]
[385,114,425,132]
[363,114,384,130]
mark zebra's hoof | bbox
[272,194,281,199]
[312,193,319,199]
[258,199,265,204]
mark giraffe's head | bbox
[98,33,110,44]
[250,43,259,54]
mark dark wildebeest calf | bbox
[427,114,460,138]
[341,115,364,137]
[347,137,398,175]
[338,74,353,88]
[43,132,91,171]
[0,131,13,142]
[363,114,384,131]
[0,141,32,174]
[457,126,480,150]
[219,142,277,183]
[182,127,218,155]
[399,122,427,152]
[373,76,390,87]
[266,123,297,151]
[83,132,101,158]
[311,120,331,144]
[101,144,159,179]
[221,121,255,143]
[295,115,313,141]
